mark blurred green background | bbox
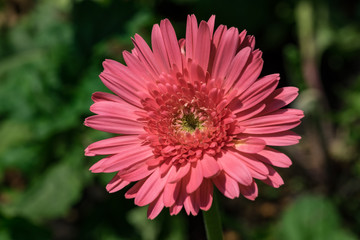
[0,0,359,239]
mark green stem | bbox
[203,192,223,240]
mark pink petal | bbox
[123,51,155,82]
[151,24,170,72]
[199,154,220,178]
[99,72,142,108]
[85,135,140,156]
[241,131,301,146]
[208,24,227,71]
[160,19,182,69]
[159,159,173,177]
[242,122,302,134]
[218,150,253,186]
[262,166,284,188]
[125,180,145,199]
[240,35,256,50]
[170,178,188,214]
[102,59,148,92]
[223,47,251,92]
[185,14,198,61]
[240,180,258,200]
[212,24,227,49]
[237,74,279,112]
[188,63,206,85]
[244,166,267,180]
[106,173,130,193]
[90,101,139,118]
[212,172,240,199]
[135,169,169,206]
[262,87,299,114]
[236,152,269,176]
[168,163,191,183]
[89,143,153,173]
[198,179,213,211]
[163,181,180,207]
[84,115,144,135]
[184,194,199,216]
[239,74,280,100]
[233,57,263,96]
[255,147,292,168]
[194,21,211,71]
[234,138,266,153]
[252,49,262,59]
[185,162,204,193]
[234,103,266,122]
[241,109,304,127]
[238,30,247,46]
[120,163,154,182]
[211,27,239,80]
[169,204,183,216]
[132,34,160,77]
[91,91,122,103]
[207,15,216,38]
[147,194,165,219]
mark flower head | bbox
[84,15,303,219]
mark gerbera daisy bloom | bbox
[84,15,303,219]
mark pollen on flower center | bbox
[171,105,207,135]
[180,113,202,133]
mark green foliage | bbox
[276,195,356,240]
[2,163,84,221]
[0,215,50,240]
[336,75,360,144]
[127,207,160,240]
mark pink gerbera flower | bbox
[84,15,303,219]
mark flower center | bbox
[181,113,202,133]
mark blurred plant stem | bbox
[203,192,223,240]
[296,1,322,93]
[295,0,334,186]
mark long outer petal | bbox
[135,169,169,206]
[223,47,251,92]
[211,27,239,80]
[91,91,122,103]
[218,151,253,186]
[106,173,130,193]
[262,87,299,114]
[90,101,140,118]
[255,147,292,168]
[234,138,266,153]
[185,14,198,61]
[84,115,144,135]
[147,194,165,219]
[99,72,142,108]
[151,24,170,72]
[160,19,182,69]
[240,180,258,200]
[199,154,220,178]
[212,172,240,199]
[194,21,211,71]
[186,162,203,194]
[233,57,264,96]
[89,143,152,173]
[240,131,301,146]
[198,179,213,211]
[85,135,141,156]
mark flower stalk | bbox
[203,192,223,240]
